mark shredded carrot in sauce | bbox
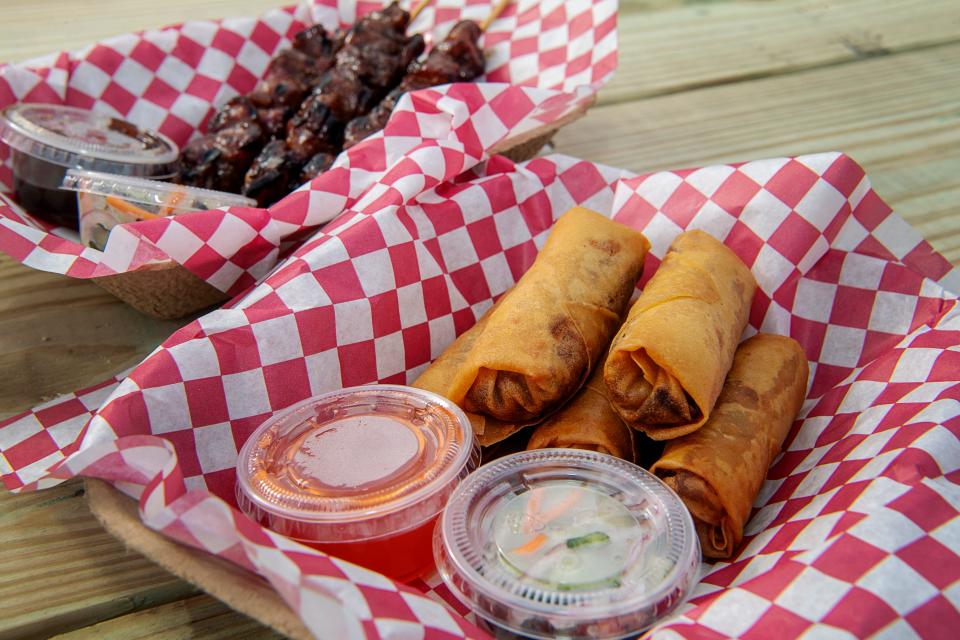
[512,533,548,555]
[536,489,583,525]
[159,189,187,216]
[523,486,544,534]
[106,196,161,220]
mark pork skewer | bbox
[244,0,512,207]
[176,25,342,193]
[339,0,512,157]
[408,0,433,22]
[242,1,427,206]
[341,19,486,149]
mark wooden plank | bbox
[554,43,960,262]
[0,255,193,419]
[604,0,960,104]
[50,594,282,640]
[0,0,282,63]
[83,479,313,640]
[0,479,199,639]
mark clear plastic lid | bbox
[0,104,178,175]
[236,385,479,543]
[434,449,700,640]
[62,169,255,211]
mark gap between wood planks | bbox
[49,593,282,640]
[606,38,956,104]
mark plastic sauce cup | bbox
[61,169,256,251]
[236,385,479,582]
[0,104,178,229]
[434,449,700,640]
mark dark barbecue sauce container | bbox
[0,104,178,229]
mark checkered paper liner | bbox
[3,151,960,639]
[0,0,616,295]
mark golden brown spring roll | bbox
[604,230,756,440]
[526,365,635,461]
[413,303,513,445]
[651,333,809,559]
[414,207,650,445]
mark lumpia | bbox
[604,230,756,439]
[414,207,650,445]
[526,365,635,462]
[651,333,808,559]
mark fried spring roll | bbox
[526,365,635,462]
[413,207,650,445]
[413,302,505,445]
[604,230,756,440]
[651,333,809,559]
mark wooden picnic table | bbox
[1,0,958,637]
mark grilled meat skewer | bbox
[343,20,484,148]
[176,23,341,192]
[244,2,424,206]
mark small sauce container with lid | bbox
[61,169,256,251]
[434,449,700,640]
[236,385,479,582]
[0,104,178,229]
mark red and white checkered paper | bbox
[3,150,960,640]
[0,0,616,295]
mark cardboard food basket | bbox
[2,146,959,639]
[0,0,608,319]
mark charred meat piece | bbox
[177,135,220,188]
[177,120,265,193]
[249,49,322,111]
[284,2,421,159]
[255,105,291,138]
[293,24,340,60]
[246,24,339,113]
[208,96,259,132]
[211,121,265,192]
[336,30,424,92]
[300,152,336,184]
[342,86,406,147]
[409,20,485,84]
[177,23,342,195]
[242,139,306,207]
[285,88,350,159]
[343,21,484,148]
[251,26,340,109]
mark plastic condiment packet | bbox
[2,150,959,640]
[61,170,255,251]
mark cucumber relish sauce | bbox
[434,449,700,640]
[492,484,646,591]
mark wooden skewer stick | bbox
[409,0,433,23]
[480,0,512,32]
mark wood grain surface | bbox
[49,594,284,640]
[1,0,958,638]
[0,479,198,640]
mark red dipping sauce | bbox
[236,385,478,582]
